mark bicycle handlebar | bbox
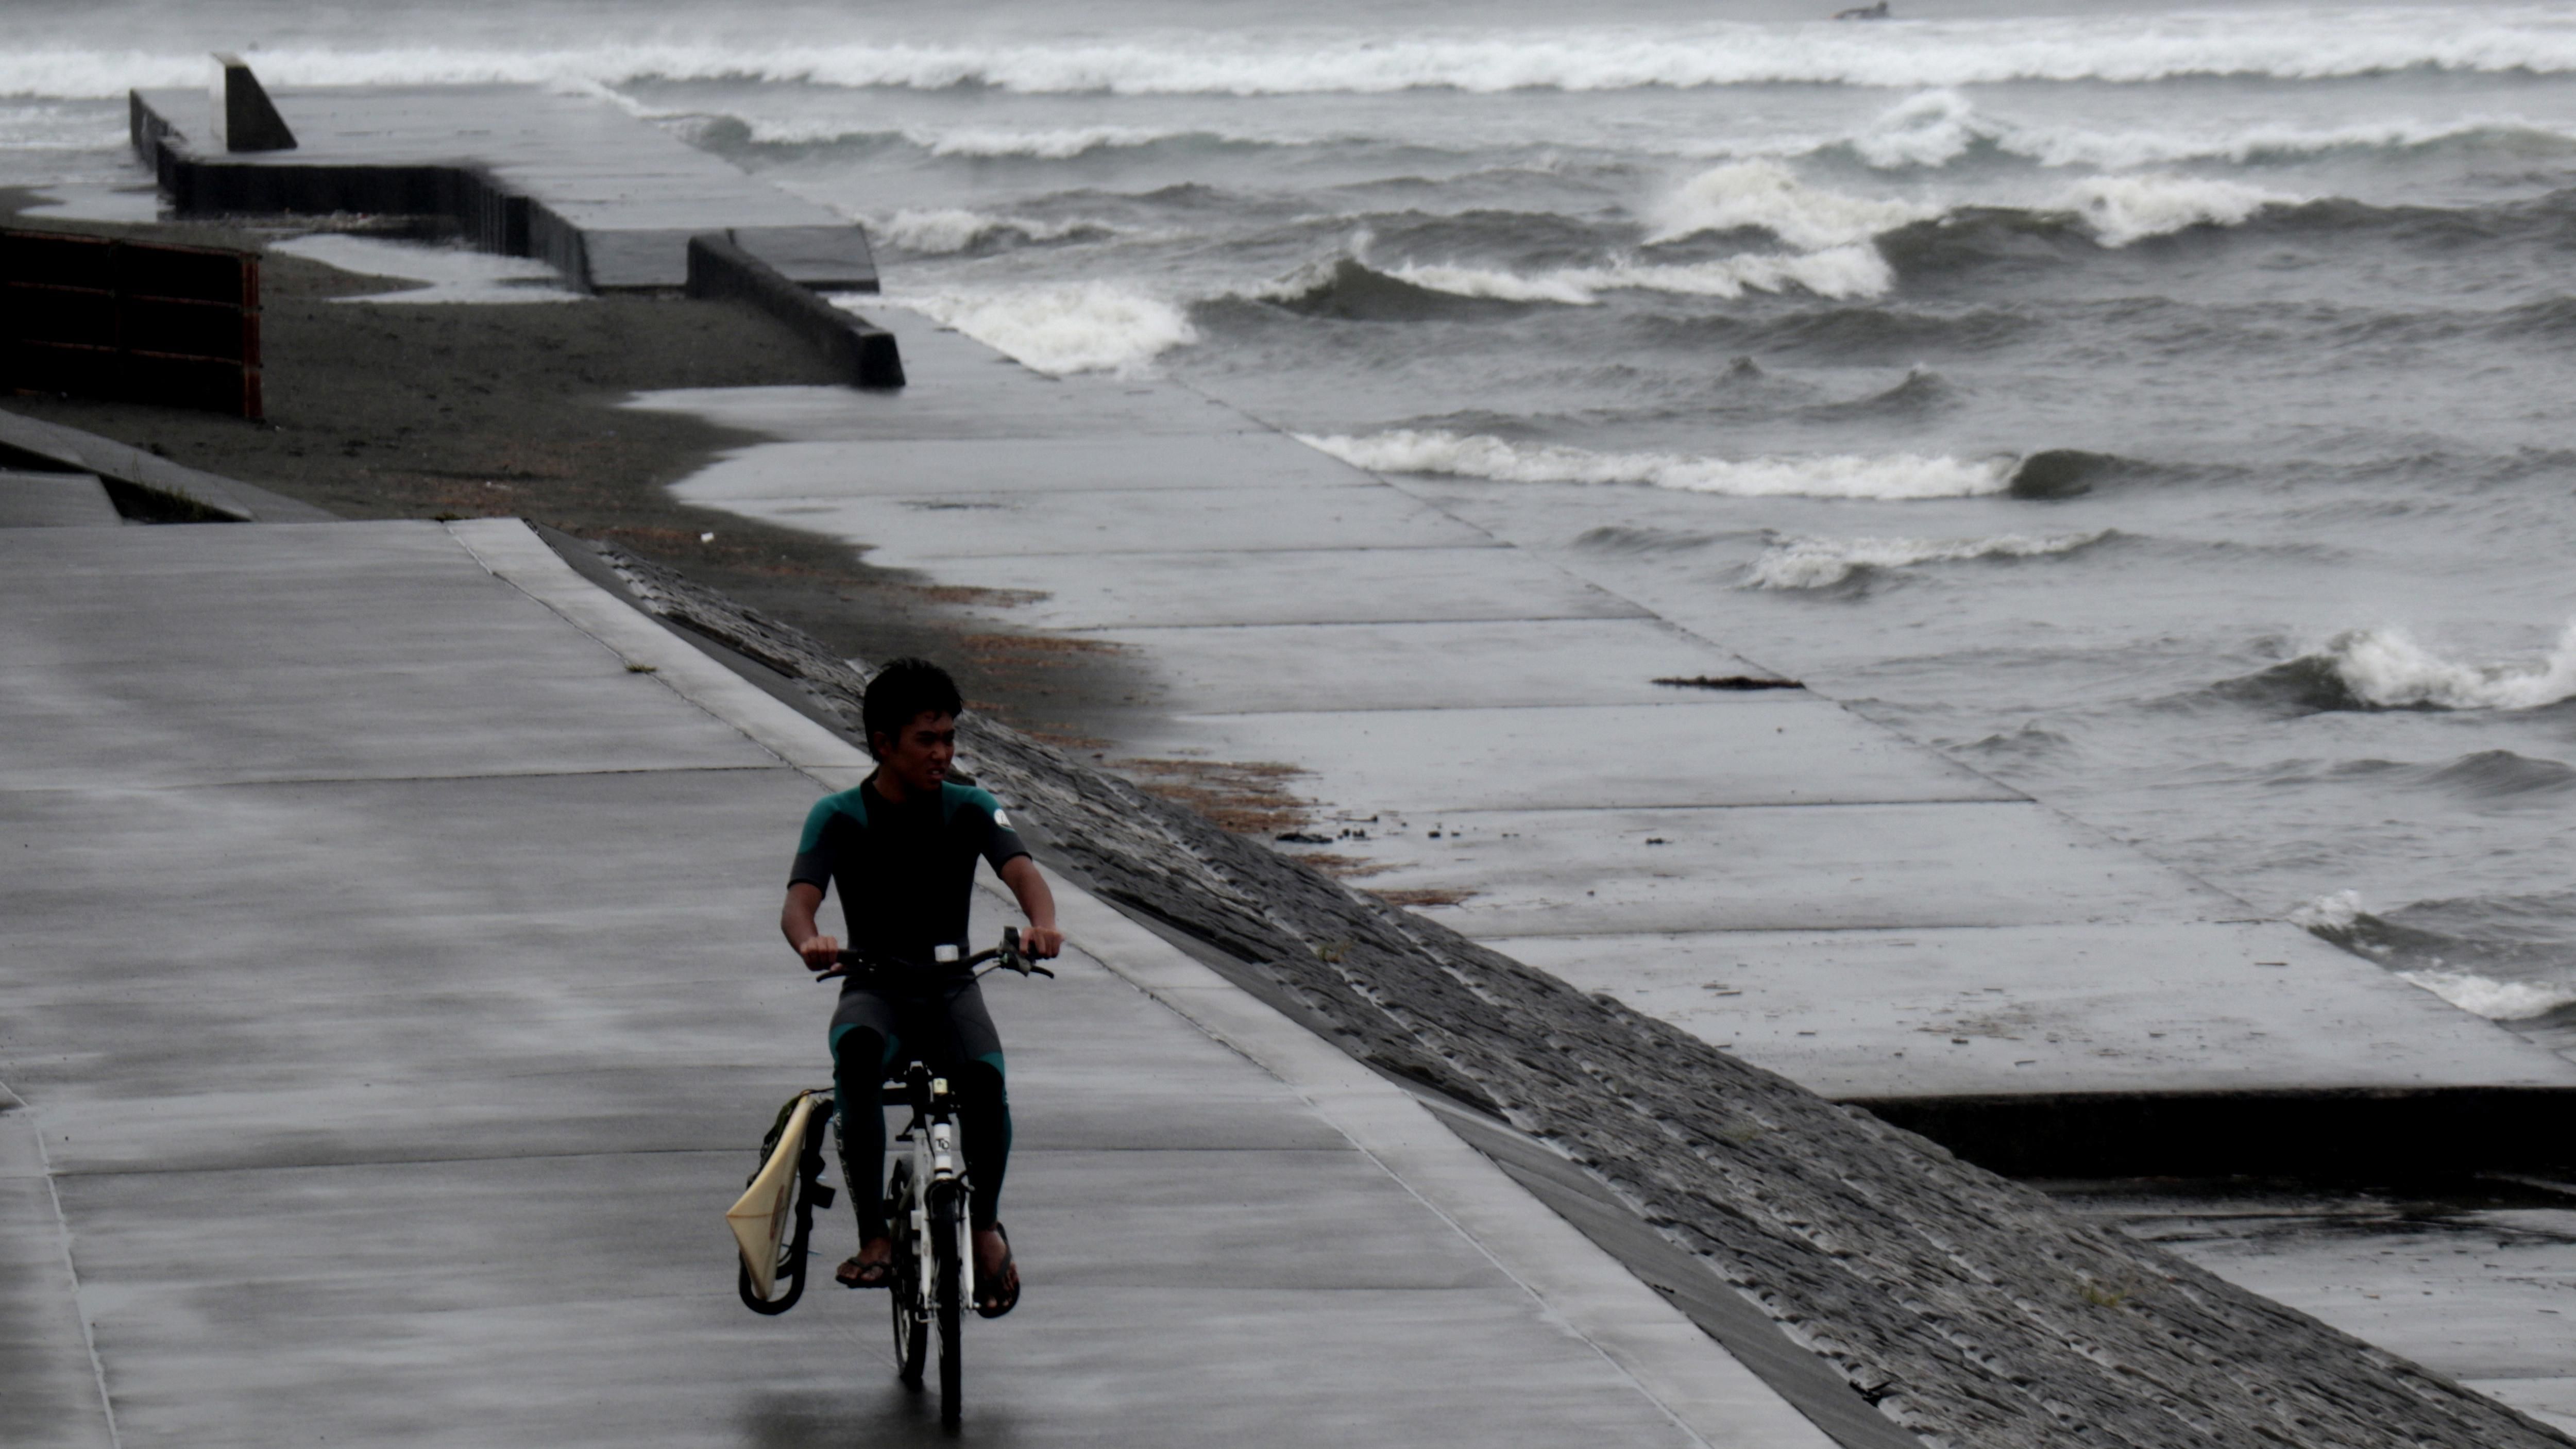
[813,926,1055,983]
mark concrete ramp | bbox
[0,470,117,526]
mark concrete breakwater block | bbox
[685,232,901,388]
[128,75,880,295]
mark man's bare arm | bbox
[782,882,839,971]
[997,856,1064,958]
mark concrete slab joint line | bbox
[471,519,1838,1449]
[0,1089,123,1449]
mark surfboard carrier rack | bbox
[729,1087,838,1316]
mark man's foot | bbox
[973,1224,1020,1319]
[838,1236,893,1289]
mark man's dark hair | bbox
[861,658,964,758]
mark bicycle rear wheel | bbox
[886,1161,927,1387]
[930,1186,964,1427]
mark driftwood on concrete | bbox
[590,538,2572,1449]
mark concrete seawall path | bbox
[0,515,1828,1448]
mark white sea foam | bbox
[2289,888,2368,935]
[878,282,1196,377]
[1747,530,2110,589]
[1647,161,1939,248]
[2064,174,2291,246]
[26,12,2576,99]
[1299,430,2013,499]
[2396,969,2576,1020]
[907,124,1196,159]
[2312,619,2576,711]
[1385,247,1893,304]
[873,208,1108,255]
[1851,90,1984,169]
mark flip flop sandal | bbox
[975,1223,1021,1319]
[837,1244,893,1289]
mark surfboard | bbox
[727,1091,822,1299]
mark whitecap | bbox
[1746,530,2110,589]
[1386,247,1894,304]
[877,282,1197,377]
[1299,430,2013,500]
[2396,969,2576,1020]
[873,208,1108,255]
[1852,90,1985,170]
[1647,161,1939,249]
[2064,173,2291,247]
[28,15,2576,100]
[2316,619,2576,711]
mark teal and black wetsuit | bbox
[789,778,1031,1237]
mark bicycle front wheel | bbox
[930,1186,964,1427]
[886,1161,927,1388]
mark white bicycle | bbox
[730,929,1047,1427]
[846,930,1048,1428]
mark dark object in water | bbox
[1653,675,1803,690]
[1834,2,1891,18]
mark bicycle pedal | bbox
[809,1184,837,1209]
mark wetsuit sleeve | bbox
[965,789,1032,871]
[788,796,839,891]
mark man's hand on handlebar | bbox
[1019,924,1064,959]
[795,934,842,973]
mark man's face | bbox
[875,710,957,794]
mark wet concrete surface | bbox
[0,471,118,528]
[0,518,1826,1447]
[648,326,2576,1117]
[2065,1186,2576,1437]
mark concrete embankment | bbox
[580,536,2575,1449]
[642,324,2576,1184]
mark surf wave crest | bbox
[2065,174,2292,246]
[1299,430,2014,499]
[2293,889,2576,1019]
[1747,530,2111,589]
[877,282,1196,376]
[2246,620,2576,712]
[873,208,1114,255]
[1649,161,1938,248]
[32,12,2576,99]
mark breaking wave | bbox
[1818,87,2576,173]
[1747,530,2112,589]
[872,208,1115,255]
[2227,620,2576,712]
[1649,161,1940,249]
[2293,889,2576,1020]
[2064,174,2293,246]
[1645,160,2287,256]
[1298,430,2015,499]
[1258,247,1891,316]
[875,282,1197,376]
[32,11,2576,98]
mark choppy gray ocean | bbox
[10,0,2574,1031]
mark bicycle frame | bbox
[835,928,1050,1426]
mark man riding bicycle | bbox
[779,658,1063,1317]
